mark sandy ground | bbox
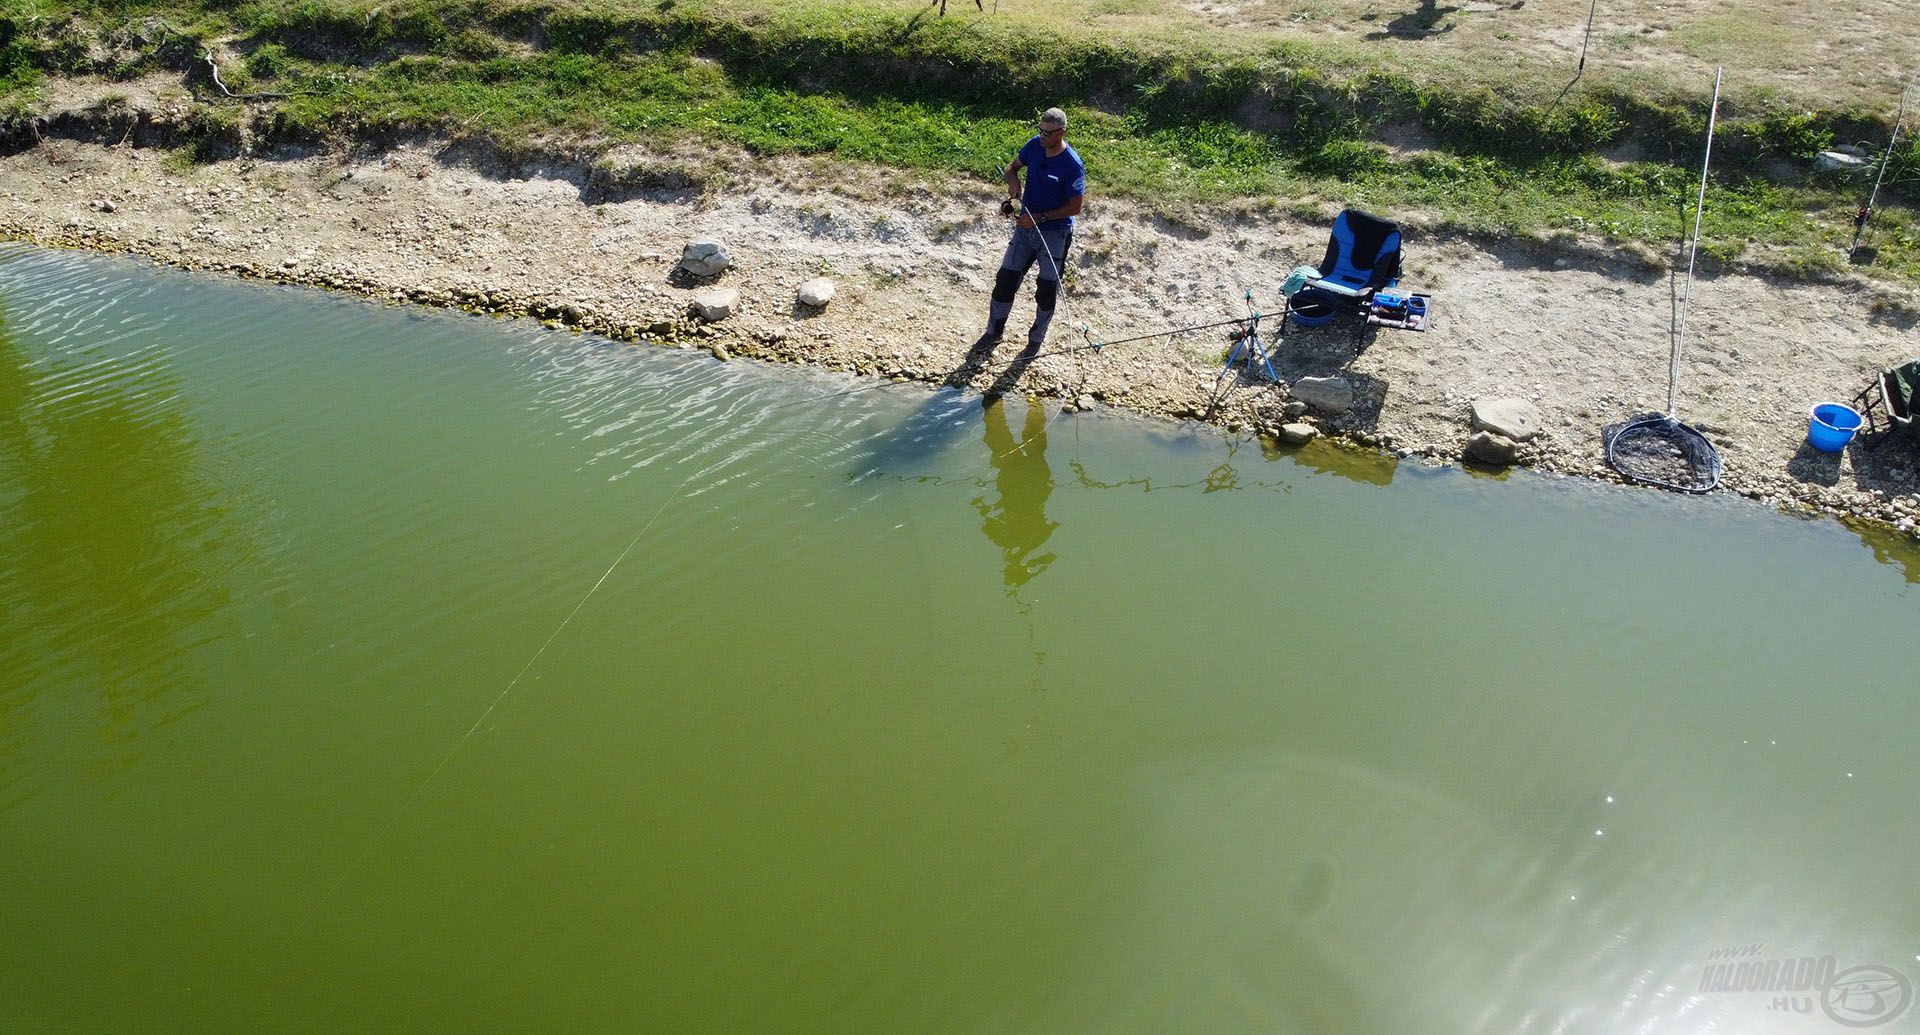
[3,128,1918,534]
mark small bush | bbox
[1747,109,1833,158]
[245,41,288,78]
[182,105,241,162]
[546,9,627,55]
[1298,138,1387,178]
[388,8,449,50]
[1408,151,1467,181]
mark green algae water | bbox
[3,243,1918,1034]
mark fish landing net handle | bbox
[1607,69,1725,494]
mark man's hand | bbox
[1015,210,1038,230]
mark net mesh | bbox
[1604,413,1722,494]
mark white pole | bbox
[1672,68,1722,417]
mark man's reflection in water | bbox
[973,396,1058,590]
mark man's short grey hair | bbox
[1041,107,1068,129]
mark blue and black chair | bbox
[1284,209,1403,340]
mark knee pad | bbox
[991,265,1026,304]
[1035,276,1059,312]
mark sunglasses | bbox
[1037,125,1065,136]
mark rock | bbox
[1814,151,1870,172]
[678,239,732,277]
[1291,376,1355,414]
[1466,431,1518,466]
[708,344,730,362]
[692,287,739,322]
[1278,422,1319,445]
[1470,397,1542,441]
[796,278,836,307]
[1075,393,1096,411]
[1281,400,1309,419]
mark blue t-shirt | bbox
[1017,137,1086,229]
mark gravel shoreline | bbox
[4,129,1918,539]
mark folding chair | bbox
[1283,209,1403,344]
[1854,358,1920,450]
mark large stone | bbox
[1291,376,1355,414]
[1814,150,1870,172]
[692,287,739,322]
[1466,430,1517,466]
[796,277,836,308]
[678,239,732,277]
[1278,422,1319,445]
[1470,397,1542,442]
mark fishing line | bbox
[757,312,1245,424]
[285,466,696,944]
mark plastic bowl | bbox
[1287,287,1341,327]
[1807,403,1864,452]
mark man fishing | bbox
[978,107,1085,354]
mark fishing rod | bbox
[1548,0,1602,110]
[1851,84,1913,261]
[1021,315,1251,362]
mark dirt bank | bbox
[4,126,1918,535]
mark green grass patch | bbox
[1,0,1915,281]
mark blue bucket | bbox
[1287,287,1340,327]
[1807,403,1863,452]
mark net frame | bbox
[1605,413,1722,494]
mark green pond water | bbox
[3,243,1917,1034]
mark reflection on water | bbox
[0,301,239,772]
[1844,515,1920,583]
[975,397,1058,590]
[5,246,1920,1035]
[1070,434,1295,496]
[1262,434,1399,486]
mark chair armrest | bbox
[1309,279,1372,298]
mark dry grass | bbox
[718,0,1917,114]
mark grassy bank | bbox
[2,0,1916,280]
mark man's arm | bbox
[1002,159,1023,203]
[1035,194,1083,223]
[1018,192,1083,228]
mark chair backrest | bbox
[1889,359,1920,425]
[1317,209,1403,294]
